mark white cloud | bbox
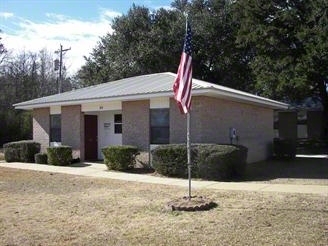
[101,9,122,19]
[0,12,14,19]
[1,9,121,75]
[45,13,68,21]
[153,5,173,11]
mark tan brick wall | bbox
[61,105,84,160]
[122,100,150,150]
[170,96,274,163]
[33,108,50,153]
[170,98,187,143]
[33,96,273,162]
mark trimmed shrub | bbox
[3,146,20,162]
[151,144,197,178]
[152,144,248,181]
[47,146,72,166]
[196,144,248,180]
[35,153,48,164]
[102,145,139,171]
[3,140,40,163]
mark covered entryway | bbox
[97,110,122,159]
[84,115,98,160]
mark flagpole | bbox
[184,13,192,200]
[187,111,191,199]
[173,12,192,200]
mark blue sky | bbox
[0,0,173,74]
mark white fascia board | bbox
[14,92,174,110]
[150,97,170,108]
[50,105,61,114]
[192,89,289,109]
[82,101,122,112]
[14,88,288,110]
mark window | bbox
[50,114,61,142]
[114,114,122,134]
[150,109,169,144]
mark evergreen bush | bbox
[35,153,48,164]
[151,144,197,178]
[102,145,139,171]
[47,146,72,166]
[151,144,248,181]
[3,140,40,163]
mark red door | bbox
[84,115,98,160]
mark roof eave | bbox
[14,91,174,110]
[193,88,289,110]
[14,88,289,111]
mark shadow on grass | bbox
[244,156,328,181]
[124,167,155,174]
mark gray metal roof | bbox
[14,72,289,109]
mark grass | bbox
[0,167,327,246]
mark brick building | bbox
[15,73,288,163]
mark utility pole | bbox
[54,44,71,93]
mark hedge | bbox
[47,146,72,166]
[3,140,40,163]
[151,144,248,181]
[195,144,248,180]
[35,153,48,164]
[102,145,139,171]
[151,144,197,178]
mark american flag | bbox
[173,21,192,114]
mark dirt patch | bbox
[0,167,327,246]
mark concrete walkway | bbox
[0,161,327,195]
